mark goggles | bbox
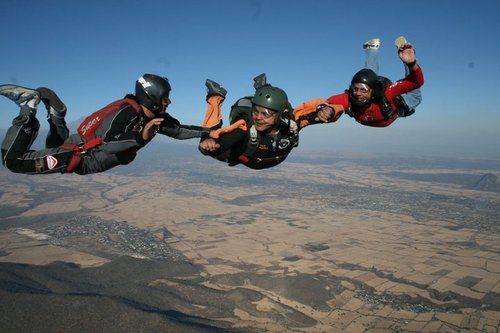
[252,106,276,119]
[351,84,372,94]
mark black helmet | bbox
[351,68,377,88]
[135,74,171,114]
[349,68,377,108]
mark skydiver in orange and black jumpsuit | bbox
[199,74,343,169]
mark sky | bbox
[1,0,499,160]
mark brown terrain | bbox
[1,143,499,332]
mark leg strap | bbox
[59,137,103,173]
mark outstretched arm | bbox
[158,113,211,140]
[293,98,344,130]
[158,122,211,140]
[386,43,424,100]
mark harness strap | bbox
[238,153,287,165]
[59,137,103,173]
[238,155,250,164]
[81,137,103,152]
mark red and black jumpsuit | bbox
[326,66,424,127]
[2,95,208,174]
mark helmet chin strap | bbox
[351,99,371,108]
[349,92,372,108]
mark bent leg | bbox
[3,146,74,174]
[36,87,70,147]
[364,38,380,74]
[1,107,75,174]
[46,114,70,148]
[203,95,224,129]
[2,106,40,168]
[402,90,422,110]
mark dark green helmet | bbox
[251,85,290,127]
[251,85,288,113]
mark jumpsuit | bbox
[1,95,208,174]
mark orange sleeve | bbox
[209,119,248,139]
[293,98,344,129]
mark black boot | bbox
[36,87,67,118]
[205,79,227,99]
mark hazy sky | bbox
[1,0,499,159]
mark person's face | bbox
[142,95,171,118]
[351,83,373,104]
[158,95,171,115]
[252,105,277,132]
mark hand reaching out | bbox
[315,105,336,123]
[142,118,164,141]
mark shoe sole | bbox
[205,79,227,97]
[0,84,40,104]
[36,87,67,113]
[363,38,380,49]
